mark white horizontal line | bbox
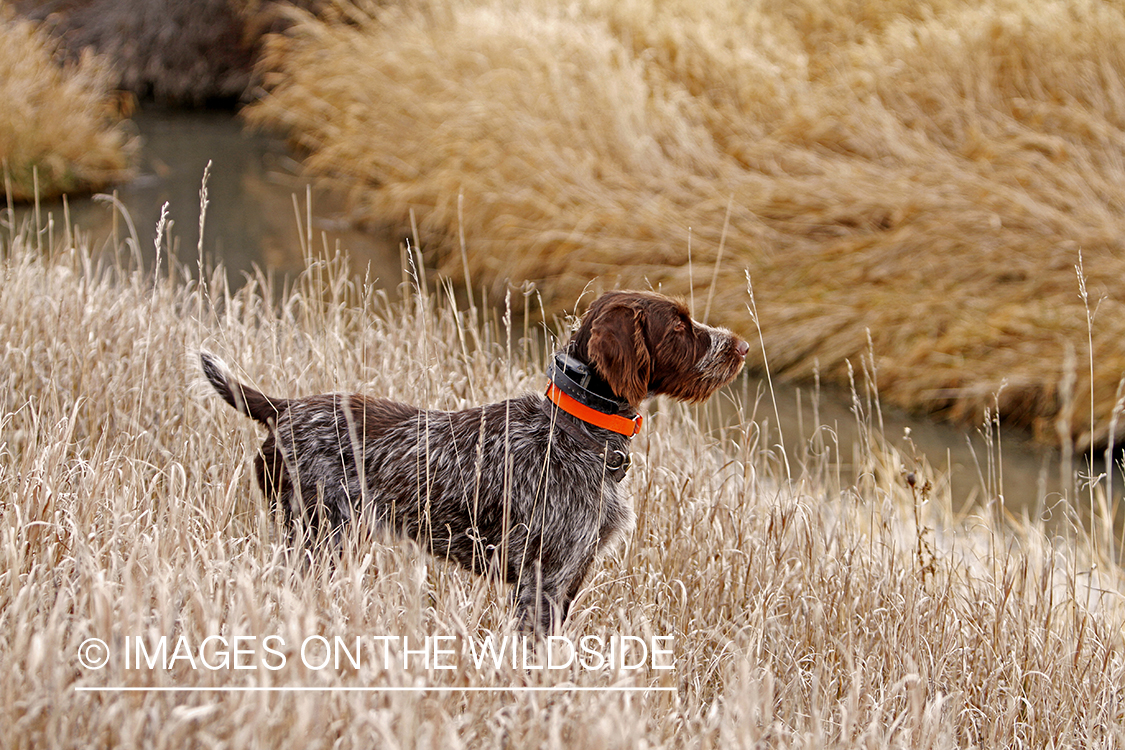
[74,686,675,693]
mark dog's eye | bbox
[674,320,687,333]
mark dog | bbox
[201,290,748,633]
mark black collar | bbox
[545,351,636,418]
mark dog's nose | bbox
[734,339,750,359]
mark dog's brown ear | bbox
[586,301,651,408]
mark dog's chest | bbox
[589,475,635,557]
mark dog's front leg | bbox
[515,563,568,636]
[515,553,595,635]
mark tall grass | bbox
[1,201,1124,747]
[0,7,135,200]
[246,0,1125,449]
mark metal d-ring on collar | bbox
[542,351,637,483]
[603,446,632,475]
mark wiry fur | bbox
[202,290,748,632]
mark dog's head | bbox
[570,291,749,409]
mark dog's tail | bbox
[200,351,289,425]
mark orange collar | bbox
[545,382,642,437]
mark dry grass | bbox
[0,6,135,200]
[2,201,1124,747]
[246,0,1125,449]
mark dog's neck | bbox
[545,350,641,434]
[541,350,640,484]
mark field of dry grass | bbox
[2,199,1124,747]
[246,0,1125,450]
[0,5,135,200]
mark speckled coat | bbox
[202,290,748,632]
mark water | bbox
[707,374,1064,516]
[21,106,403,288]
[17,105,1071,518]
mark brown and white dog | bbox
[202,290,747,632]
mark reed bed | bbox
[1,202,1124,747]
[0,7,135,200]
[246,0,1125,449]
